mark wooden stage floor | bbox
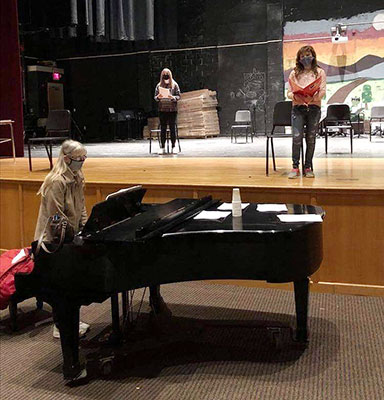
[1,156,384,296]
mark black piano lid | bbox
[83,198,202,242]
[163,203,325,236]
[83,198,324,242]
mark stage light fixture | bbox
[331,24,348,43]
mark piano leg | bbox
[293,277,309,343]
[149,285,172,316]
[110,294,122,344]
[53,298,83,380]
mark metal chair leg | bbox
[43,143,51,169]
[266,137,269,176]
[49,143,53,169]
[28,141,32,171]
[10,123,16,162]
[271,138,276,171]
[149,130,152,154]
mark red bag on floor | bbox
[0,248,35,310]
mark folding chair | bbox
[266,101,308,175]
[322,104,353,153]
[27,110,72,171]
[0,120,16,162]
[369,106,384,141]
[149,123,181,154]
[231,110,254,143]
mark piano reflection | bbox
[15,186,324,381]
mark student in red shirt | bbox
[287,45,326,179]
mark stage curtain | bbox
[0,0,24,157]
[70,0,154,41]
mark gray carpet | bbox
[1,282,384,399]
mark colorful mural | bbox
[283,9,384,126]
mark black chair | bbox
[266,101,307,176]
[27,110,72,171]
[231,110,254,143]
[369,106,384,141]
[322,104,353,153]
[149,123,181,154]
[351,109,365,138]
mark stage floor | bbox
[1,156,383,191]
[21,135,384,159]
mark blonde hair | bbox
[159,68,175,89]
[37,140,87,197]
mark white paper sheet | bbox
[12,248,26,265]
[217,203,250,211]
[106,186,142,200]
[277,214,323,223]
[193,211,231,220]
[159,87,170,97]
[257,204,288,212]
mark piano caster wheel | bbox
[294,329,309,344]
[268,327,283,351]
[100,357,114,376]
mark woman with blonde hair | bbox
[154,68,181,154]
[35,139,90,338]
[287,45,326,179]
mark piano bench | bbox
[8,296,44,331]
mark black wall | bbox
[21,0,284,141]
[20,0,383,141]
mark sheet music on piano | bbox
[277,214,323,223]
[257,204,288,212]
[106,185,143,200]
[193,210,231,220]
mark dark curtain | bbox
[0,0,24,156]
[70,0,154,41]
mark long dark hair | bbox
[294,45,319,77]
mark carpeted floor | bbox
[1,282,384,400]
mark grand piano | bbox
[15,186,324,381]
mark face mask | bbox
[163,75,170,80]
[68,159,84,172]
[300,56,313,67]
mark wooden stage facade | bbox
[1,156,383,296]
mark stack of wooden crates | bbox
[144,89,220,138]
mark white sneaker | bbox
[158,147,166,155]
[52,321,90,339]
[79,321,90,336]
[53,324,60,339]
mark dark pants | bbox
[159,111,177,148]
[291,105,321,169]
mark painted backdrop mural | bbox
[283,9,384,130]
